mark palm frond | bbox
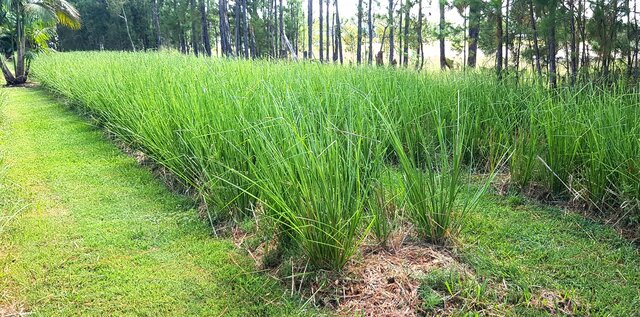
[55,9,79,29]
[31,23,56,49]
[53,0,80,29]
[23,2,57,24]
[23,0,80,29]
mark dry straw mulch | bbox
[336,244,457,317]
[233,226,462,317]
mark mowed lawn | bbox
[0,87,313,316]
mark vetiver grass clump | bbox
[379,96,505,243]
[231,89,387,270]
[32,52,640,269]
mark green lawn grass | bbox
[452,193,640,315]
[0,87,314,316]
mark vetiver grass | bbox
[0,87,314,315]
[379,97,505,243]
[14,51,640,314]
[31,52,640,267]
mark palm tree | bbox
[0,0,80,85]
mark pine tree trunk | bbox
[439,0,446,69]
[191,0,200,56]
[529,0,542,77]
[357,0,363,64]
[504,0,510,74]
[292,2,298,55]
[515,32,523,84]
[242,0,250,58]
[250,27,258,57]
[578,0,585,72]
[266,0,272,56]
[234,0,240,56]
[279,0,284,57]
[634,0,639,81]
[417,0,424,70]
[152,0,162,48]
[180,30,187,54]
[462,8,467,71]
[602,0,618,80]
[214,16,219,57]
[308,0,313,58]
[402,0,410,66]
[273,0,277,56]
[625,0,632,77]
[200,0,212,56]
[496,2,503,80]
[335,0,343,64]
[218,0,232,56]
[333,12,337,61]
[399,1,403,66]
[368,0,373,64]
[569,0,578,84]
[548,3,557,88]
[319,0,324,61]
[467,0,479,67]
[388,0,394,65]
[175,0,185,53]
[275,0,280,57]
[377,25,388,66]
[326,0,330,59]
